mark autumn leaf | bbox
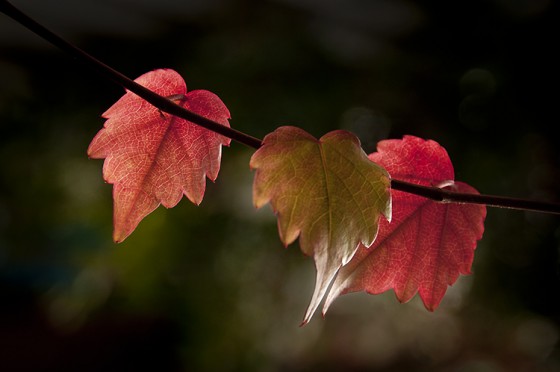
[323,135,486,314]
[250,126,391,324]
[88,69,231,243]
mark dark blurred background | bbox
[1,0,559,371]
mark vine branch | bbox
[2,0,559,215]
[0,0,262,149]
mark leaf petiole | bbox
[158,94,186,118]
[165,94,186,103]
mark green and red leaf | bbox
[250,126,391,324]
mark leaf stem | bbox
[2,0,559,215]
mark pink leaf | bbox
[324,135,486,313]
[88,69,231,242]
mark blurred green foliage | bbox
[1,0,559,371]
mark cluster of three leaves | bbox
[88,69,486,324]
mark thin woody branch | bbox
[2,0,559,215]
[0,0,262,149]
[390,180,560,214]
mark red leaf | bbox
[88,69,231,243]
[324,135,486,313]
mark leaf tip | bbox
[384,191,393,223]
[86,144,98,159]
[422,296,441,312]
[112,228,130,244]
[300,298,322,326]
[425,303,438,312]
